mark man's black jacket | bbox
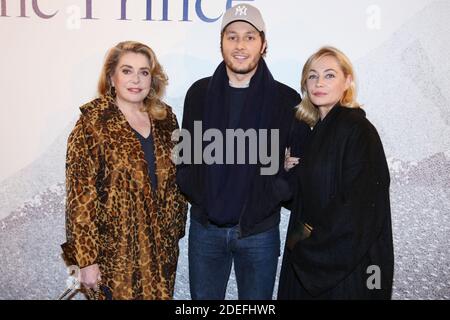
[176,76,310,238]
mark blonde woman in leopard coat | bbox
[62,41,187,300]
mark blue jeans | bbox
[188,218,280,300]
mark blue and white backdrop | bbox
[0,0,449,299]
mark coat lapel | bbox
[151,111,173,201]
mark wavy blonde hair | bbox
[98,41,168,120]
[296,46,360,127]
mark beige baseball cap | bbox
[221,4,266,34]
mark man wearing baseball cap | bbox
[177,4,310,300]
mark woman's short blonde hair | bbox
[98,41,168,120]
[296,46,360,127]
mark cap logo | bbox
[234,5,248,16]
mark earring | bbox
[108,86,116,97]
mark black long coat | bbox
[278,105,394,300]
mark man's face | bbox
[221,21,266,76]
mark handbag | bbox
[59,243,113,300]
[58,279,113,300]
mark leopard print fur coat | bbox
[62,95,187,299]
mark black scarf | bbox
[202,59,278,224]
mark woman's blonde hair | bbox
[98,41,168,120]
[296,46,360,127]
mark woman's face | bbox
[306,55,351,110]
[110,52,152,105]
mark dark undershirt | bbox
[228,86,248,128]
[132,128,158,192]
[208,85,249,227]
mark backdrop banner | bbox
[0,0,449,300]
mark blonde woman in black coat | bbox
[278,47,394,299]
